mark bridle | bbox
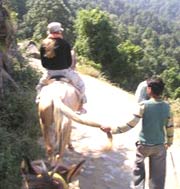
[23,171,69,189]
[22,159,69,189]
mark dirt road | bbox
[28,57,180,189]
[64,74,180,189]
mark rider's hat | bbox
[47,22,64,34]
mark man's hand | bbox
[100,126,111,133]
[164,143,172,150]
[100,126,113,150]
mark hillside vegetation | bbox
[11,0,180,97]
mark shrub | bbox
[0,57,44,189]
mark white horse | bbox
[38,79,112,159]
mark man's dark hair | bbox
[147,76,165,96]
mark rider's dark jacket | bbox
[40,38,72,70]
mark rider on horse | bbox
[36,22,86,114]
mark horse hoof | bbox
[47,146,53,155]
[68,144,74,151]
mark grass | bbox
[170,99,180,127]
[170,99,180,145]
[77,63,101,78]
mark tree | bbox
[115,40,144,89]
[161,67,180,98]
[0,1,18,95]
[7,0,27,19]
[19,0,72,41]
[74,8,118,67]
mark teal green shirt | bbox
[139,99,170,144]
[112,98,174,145]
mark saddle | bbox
[47,75,86,113]
[49,75,71,83]
[47,75,81,97]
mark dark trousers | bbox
[133,143,166,189]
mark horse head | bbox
[21,157,85,189]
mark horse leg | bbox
[57,117,72,158]
[39,119,53,155]
[67,120,74,151]
[39,106,54,156]
[54,106,64,159]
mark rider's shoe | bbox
[35,94,40,104]
[76,107,87,115]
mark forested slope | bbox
[9,0,180,97]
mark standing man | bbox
[135,79,149,103]
[135,75,152,103]
[101,76,174,189]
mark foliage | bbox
[114,40,144,89]
[0,126,44,189]
[169,98,180,128]
[161,67,180,99]
[7,0,180,96]
[17,0,73,41]
[77,56,102,78]
[0,59,44,189]
[74,8,118,67]
[6,0,28,19]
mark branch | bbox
[1,67,19,89]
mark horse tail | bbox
[53,97,101,128]
[53,99,63,154]
[53,97,113,150]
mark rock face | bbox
[26,41,40,59]
[0,1,13,49]
[0,2,18,94]
[0,1,8,39]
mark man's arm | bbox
[111,104,144,134]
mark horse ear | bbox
[20,156,37,175]
[66,160,85,182]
